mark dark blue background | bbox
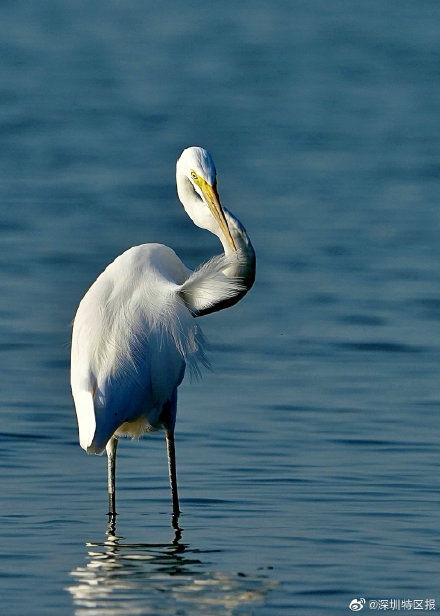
[0,1,439,614]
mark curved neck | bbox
[176,168,256,317]
[222,207,256,289]
[195,208,256,317]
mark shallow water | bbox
[1,1,440,615]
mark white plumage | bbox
[70,146,255,525]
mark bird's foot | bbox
[171,512,182,531]
[106,512,118,536]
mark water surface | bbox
[0,1,439,614]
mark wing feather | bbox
[71,244,210,454]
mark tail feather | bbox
[178,254,245,314]
[73,390,97,452]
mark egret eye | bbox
[190,171,198,181]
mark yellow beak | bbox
[199,179,236,251]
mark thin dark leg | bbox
[165,428,180,527]
[106,436,118,520]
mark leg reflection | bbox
[68,524,274,615]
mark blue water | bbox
[1,1,439,614]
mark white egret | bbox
[70,147,255,526]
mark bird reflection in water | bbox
[67,520,276,616]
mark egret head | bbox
[177,146,217,188]
[176,147,236,251]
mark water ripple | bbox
[67,530,277,616]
